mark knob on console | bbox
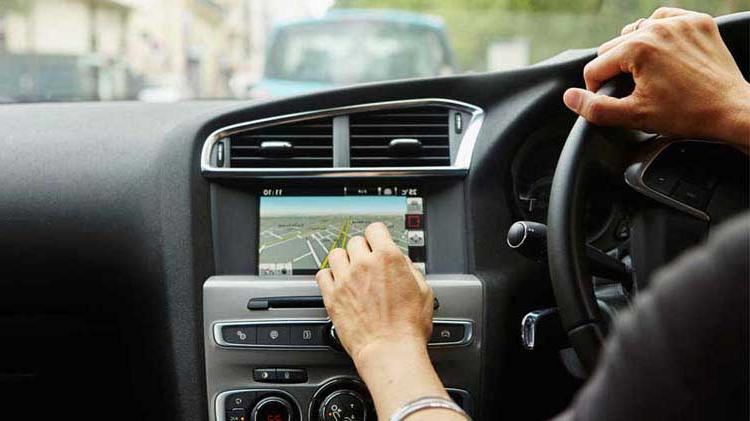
[251,396,293,421]
[310,378,375,421]
[319,390,367,421]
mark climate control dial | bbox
[250,396,293,421]
[319,390,367,421]
[310,378,374,421]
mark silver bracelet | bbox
[390,396,470,421]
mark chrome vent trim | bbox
[201,98,484,178]
[228,117,333,168]
[349,106,451,167]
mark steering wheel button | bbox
[679,165,718,190]
[644,168,678,196]
[672,182,710,210]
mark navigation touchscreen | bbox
[258,186,425,276]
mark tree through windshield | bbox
[0,0,743,103]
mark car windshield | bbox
[0,0,743,103]
[265,20,451,84]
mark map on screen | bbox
[258,196,412,275]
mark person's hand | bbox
[563,7,750,148]
[315,222,434,364]
[316,223,452,419]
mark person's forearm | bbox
[354,339,465,420]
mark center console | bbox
[202,99,485,421]
[204,274,482,421]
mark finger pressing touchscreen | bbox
[258,186,425,276]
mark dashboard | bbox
[0,12,746,421]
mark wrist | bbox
[352,337,451,419]
[353,335,428,370]
[717,82,750,148]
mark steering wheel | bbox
[547,11,750,373]
[545,12,750,375]
[547,75,643,373]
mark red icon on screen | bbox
[266,414,283,421]
[405,214,422,229]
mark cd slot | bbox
[248,295,325,310]
[247,295,440,311]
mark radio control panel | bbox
[203,275,482,421]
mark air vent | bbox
[349,106,451,167]
[228,117,333,168]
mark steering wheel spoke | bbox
[624,138,733,222]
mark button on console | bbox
[257,325,290,345]
[290,323,326,346]
[222,325,257,345]
[226,410,246,421]
[277,368,307,383]
[430,323,466,344]
[253,368,277,382]
[225,391,256,411]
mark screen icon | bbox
[407,230,425,247]
[275,263,292,276]
[259,263,276,276]
[413,262,426,275]
[405,214,423,229]
[406,197,423,214]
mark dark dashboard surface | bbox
[0,13,746,420]
[0,56,589,418]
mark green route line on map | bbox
[259,230,303,251]
[320,218,351,269]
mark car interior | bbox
[0,10,747,421]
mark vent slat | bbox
[351,134,448,138]
[352,145,448,149]
[350,159,450,167]
[349,106,451,168]
[368,113,448,117]
[239,134,333,138]
[232,145,331,150]
[228,117,333,168]
[350,124,448,128]
[232,156,333,161]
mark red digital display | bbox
[406,214,423,229]
[266,414,283,421]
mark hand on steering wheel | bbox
[550,11,750,373]
[563,8,750,149]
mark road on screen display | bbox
[259,196,410,273]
